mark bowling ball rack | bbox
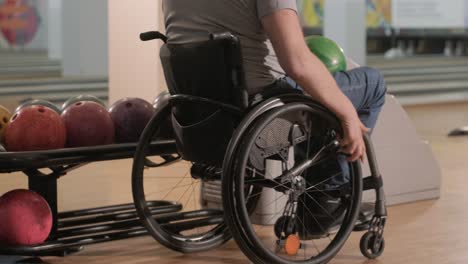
[0,141,198,257]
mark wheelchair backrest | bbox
[159,33,248,165]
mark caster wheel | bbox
[360,231,385,259]
[274,216,296,239]
[285,235,301,256]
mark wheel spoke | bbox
[144,183,193,198]
[245,167,293,192]
[295,215,321,256]
[298,197,329,237]
[305,170,343,191]
[302,191,338,221]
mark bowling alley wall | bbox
[0,0,48,50]
[298,0,468,29]
[108,0,166,103]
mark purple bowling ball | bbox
[109,98,155,143]
[61,102,115,147]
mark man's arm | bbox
[261,9,368,161]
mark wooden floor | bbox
[4,102,468,264]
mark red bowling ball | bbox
[61,101,115,147]
[109,98,155,143]
[0,189,52,246]
[5,105,66,152]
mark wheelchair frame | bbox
[136,31,388,262]
[133,32,387,258]
[131,90,388,262]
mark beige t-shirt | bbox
[162,0,298,94]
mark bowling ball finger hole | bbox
[75,102,83,106]
[126,102,133,108]
[38,108,45,113]
[11,114,17,121]
[2,117,7,123]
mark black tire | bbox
[223,101,363,264]
[132,103,231,253]
[360,231,385,259]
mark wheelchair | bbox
[132,31,388,264]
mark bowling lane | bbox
[368,55,468,105]
[0,51,61,80]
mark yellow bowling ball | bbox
[0,105,12,143]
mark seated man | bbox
[163,0,386,163]
[162,0,386,233]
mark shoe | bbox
[296,192,346,240]
[353,202,375,231]
[296,197,375,240]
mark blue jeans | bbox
[282,67,387,185]
[283,66,387,130]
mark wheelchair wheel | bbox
[223,101,363,264]
[132,103,231,253]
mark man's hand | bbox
[340,115,370,162]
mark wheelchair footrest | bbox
[353,203,375,232]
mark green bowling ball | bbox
[305,35,347,73]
